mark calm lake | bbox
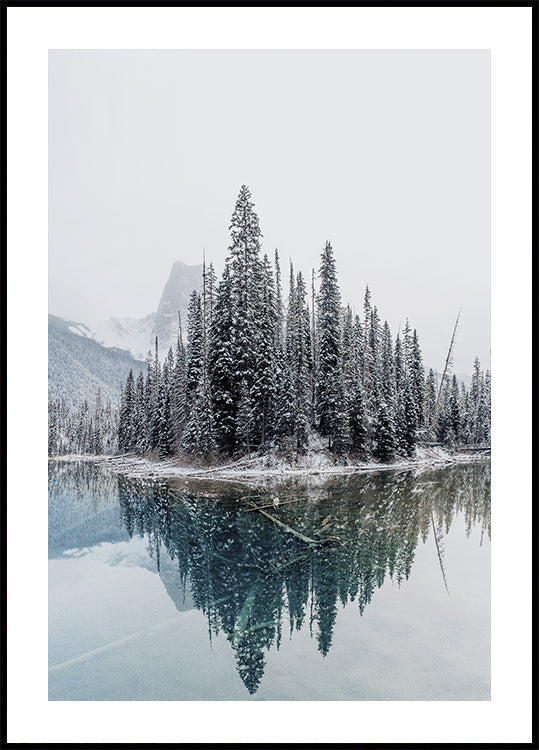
[49,460,490,701]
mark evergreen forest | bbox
[48,186,491,463]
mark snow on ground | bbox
[51,443,487,486]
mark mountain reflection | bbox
[115,463,490,695]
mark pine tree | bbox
[274,249,284,356]
[425,368,438,435]
[374,322,397,458]
[236,379,254,457]
[172,315,188,450]
[228,185,265,444]
[146,340,162,452]
[251,253,278,446]
[349,379,367,455]
[475,370,489,444]
[48,395,58,456]
[435,380,451,445]
[374,401,396,462]
[362,286,372,389]
[347,312,367,455]
[316,241,343,450]
[208,263,236,453]
[409,329,425,429]
[92,389,104,455]
[275,359,295,442]
[119,369,136,453]
[134,372,146,454]
[400,381,418,456]
[186,290,204,408]
[353,313,364,391]
[447,374,461,445]
[182,378,216,459]
[379,321,395,408]
[290,271,312,451]
[470,357,490,444]
[483,369,491,444]
[206,261,217,330]
[157,349,175,459]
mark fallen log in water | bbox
[247,502,342,546]
[244,497,309,512]
[254,507,319,543]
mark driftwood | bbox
[253,507,320,544]
[247,502,342,546]
[244,497,309,512]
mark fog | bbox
[49,50,490,374]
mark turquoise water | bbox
[48,460,490,700]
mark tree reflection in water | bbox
[115,462,490,695]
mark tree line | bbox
[48,186,491,461]
[48,389,118,456]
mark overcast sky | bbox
[49,50,490,374]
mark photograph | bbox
[4,4,534,745]
[48,49,491,701]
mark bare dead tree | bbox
[430,310,461,429]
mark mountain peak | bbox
[153,261,203,353]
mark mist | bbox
[49,49,490,374]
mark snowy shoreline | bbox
[49,445,489,486]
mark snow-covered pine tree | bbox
[48,394,59,456]
[446,374,461,446]
[373,401,396,462]
[311,268,318,411]
[290,271,312,451]
[349,379,367,456]
[103,396,119,454]
[133,372,146,454]
[274,249,284,356]
[341,306,355,407]
[285,262,296,363]
[469,356,489,444]
[483,369,491,444]
[228,185,265,449]
[400,381,418,456]
[362,285,372,389]
[316,241,344,450]
[157,352,175,459]
[335,305,358,455]
[379,321,395,409]
[373,321,397,458]
[346,311,367,455]
[251,253,279,446]
[236,379,254,457]
[475,368,490,444]
[275,358,295,442]
[142,349,153,451]
[181,377,216,459]
[353,312,364,388]
[205,261,217,331]
[146,339,162,453]
[119,369,136,453]
[91,389,104,455]
[369,305,381,405]
[186,290,204,409]
[425,368,438,436]
[183,263,216,459]
[409,329,425,429]
[394,335,405,397]
[171,314,188,450]
[435,378,451,445]
[208,263,236,453]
